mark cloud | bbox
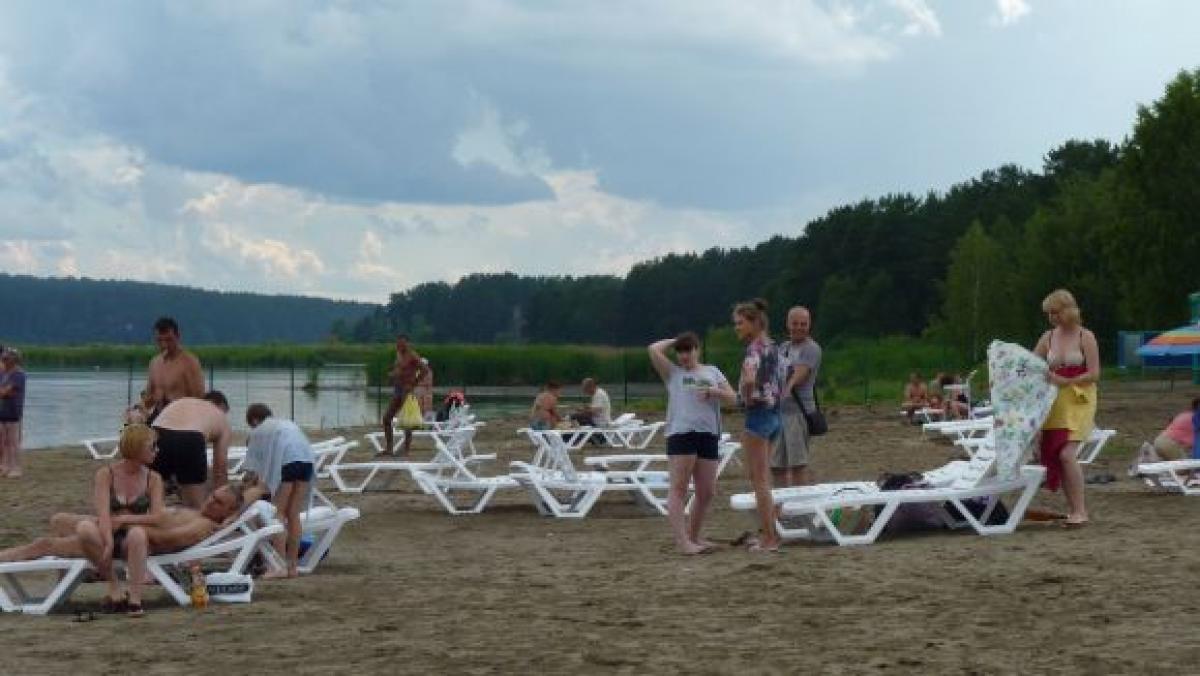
[0,1,932,212]
[888,0,943,37]
[992,0,1032,27]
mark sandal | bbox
[730,530,756,547]
[126,602,145,618]
[747,541,781,553]
[101,594,128,614]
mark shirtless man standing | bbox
[381,335,428,457]
[151,392,233,509]
[145,317,205,423]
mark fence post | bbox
[208,363,214,392]
[622,349,628,407]
[290,359,296,420]
[376,365,383,422]
[127,357,134,407]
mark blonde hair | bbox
[1041,288,1082,326]
[119,424,156,461]
[734,298,770,333]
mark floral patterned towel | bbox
[987,340,1056,480]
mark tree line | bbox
[0,275,373,345]
[343,69,1200,361]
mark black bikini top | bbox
[109,467,152,515]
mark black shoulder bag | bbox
[793,386,827,436]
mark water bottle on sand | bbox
[189,565,209,609]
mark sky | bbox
[0,0,1197,303]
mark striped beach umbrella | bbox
[1137,322,1200,357]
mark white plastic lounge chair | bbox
[327,454,441,494]
[329,427,494,494]
[510,429,608,518]
[82,436,120,460]
[597,421,665,450]
[254,504,362,576]
[364,421,483,457]
[957,427,1114,465]
[409,428,519,515]
[141,501,284,606]
[1133,445,1200,495]
[583,440,741,515]
[0,501,283,615]
[776,463,1044,546]
[730,446,1001,541]
[0,557,91,615]
[1075,428,1117,465]
[296,506,361,574]
[922,417,993,441]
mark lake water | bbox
[17,368,662,449]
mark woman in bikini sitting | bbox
[0,424,165,616]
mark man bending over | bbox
[152,392,233,509]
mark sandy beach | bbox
[2,380,1200,675]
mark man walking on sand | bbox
[145,317,205,423]
[773,307,822,488]
[151,392,233,508]
[381,335,428,456]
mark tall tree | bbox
[933,221,1023,362]
[1110,68,1200,327]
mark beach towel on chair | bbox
[987,340,1057,481]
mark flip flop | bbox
[1062,519,1089,529]
[747,541,781,553]
[730,530,755,547]
[100,594,128,614]
[126,602,145,618]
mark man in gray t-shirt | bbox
[772,307,822,487]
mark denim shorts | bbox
[744,406,781,441]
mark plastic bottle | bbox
[189,565,209,609]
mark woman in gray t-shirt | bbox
[649,332,737,555]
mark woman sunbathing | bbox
[0,428,246,617]
[0,424,164,616]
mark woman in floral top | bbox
[733,298,783,552]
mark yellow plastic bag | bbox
[399,394,423,429]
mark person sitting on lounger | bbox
[530,381,562,430]
[0,424,166,617]
[901,372,929,423]
[0,454,246,617]
[1136,397,1200,463]
[938,373,970,421]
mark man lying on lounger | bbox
[0,484,247,564]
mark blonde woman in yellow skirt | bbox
[1033,289,1100,527]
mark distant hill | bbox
[0,274,377,345]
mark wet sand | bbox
[2,380,1200,675]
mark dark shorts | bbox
[744,406,782,441]
[666,432,721,461]
[151,427,208,486]
[281,461,315,483]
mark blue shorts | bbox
[281,461,314,483]
[744,407,781,441]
